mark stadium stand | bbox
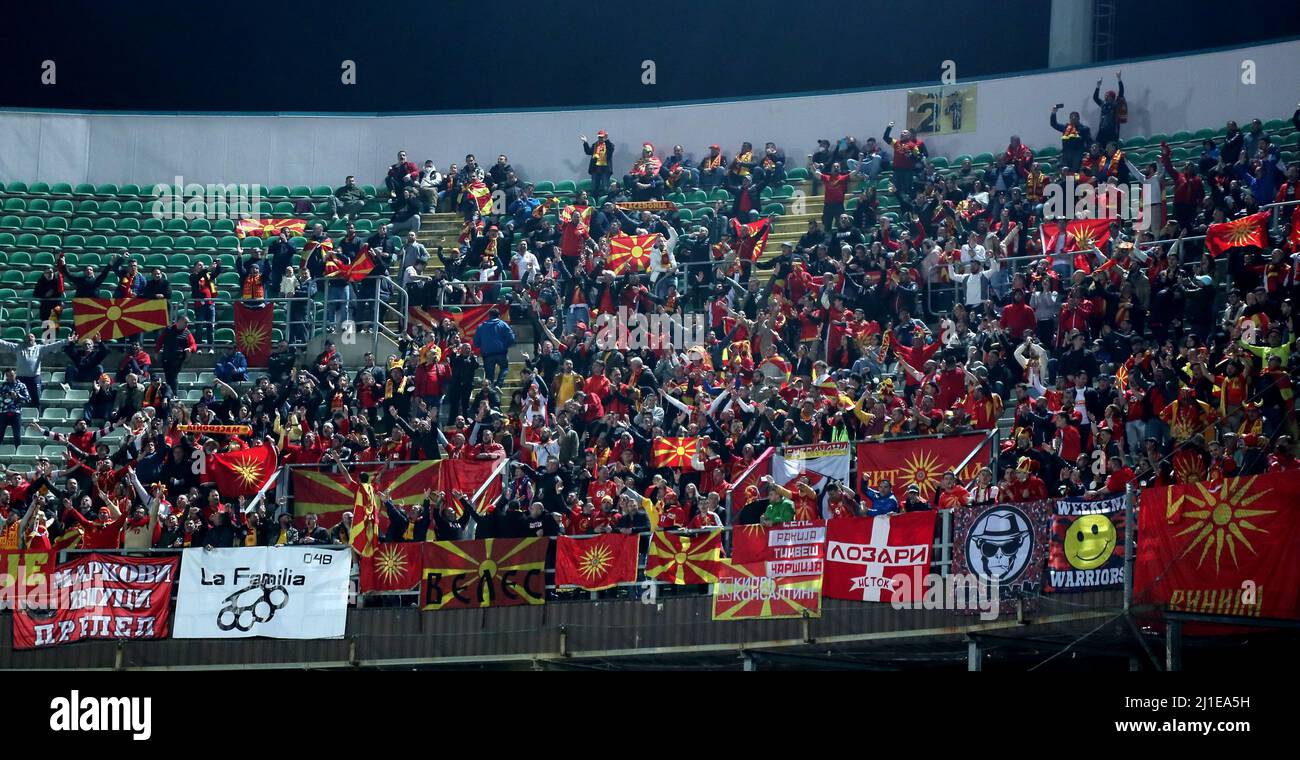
[1,83,1298,642]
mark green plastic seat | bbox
[73,183,96,196]
[36,234,61,250]
[164,218,188,233]
[141,217,163,232]
[106,235,130,251]
[762,203,785,215]
[188,218,211,232]
[27,198,51,214]
[28,182,51,196]
[50,182,74,197]
[150,235,175,250]
[0,232,14,247]
[194,235,218,251]
[23,217,47,230]
[786,168,808,181]
[128,235,152,249]
[75,199,100,215]
[84,235,109,252]
[2,214,25,229]
[555,180,577,194]
[14,233,40,249]
[68,217,92,232]
[8,251,32,266]
[213,219,235,234]
[3,198,26,212]
[94,183,120,197]
[266,185,290,199]
[311,185,332,198]
[118,184,142,197]
[928,156,950,169]
[172,235,196,250]
[92,217,117,232]
[120,200,145,216]
[273,201,296,216]
[5,182,29,194]
[62,235,87,251]
[533,181,555,194]
[117,218,141,232]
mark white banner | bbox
[172,547,350,639]
[773,443,851,490]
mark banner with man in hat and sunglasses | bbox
[951,500,1051,614]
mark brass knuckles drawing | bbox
[216,584,289,632]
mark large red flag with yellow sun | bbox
[1040,218,1112,254]
[209,441,277,498]
[1135,471,1300,626]
[651,437,700,469]
[233,303,272,365]
[1206,211,1270,257]
[607,233,658,274]
[555,534,638,590]
[72,297,170,340]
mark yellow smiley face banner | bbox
[1046,495,1127,593]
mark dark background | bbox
[0,0,1295,113]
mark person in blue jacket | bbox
[862,479,900,516]
[214,346,249,384]
[473,308,516,387]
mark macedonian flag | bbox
[324,245,376,282]
[420,538,547,610]
[359,542,423,593]
[555,534,638,590]
[608,233,658,275]
[465,181,493,217]
[349,482,383,558]
[233,302,272,366]
[645,529,724,584]
[1206,211,1270,257]
[651,437,700,469]
[1040,218,1113,255]
[731,217,771,262]
[72,297,169,340]
[235,218,305,239]
[209,441,277,498]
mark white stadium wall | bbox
[1,39,1297,189]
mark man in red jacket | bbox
[999,288,1037,341]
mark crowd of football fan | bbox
[1,79,1299,559]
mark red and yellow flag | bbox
[465,182,493,216]
[731,217,772,261]
[348,482,382,558]
[420,538,547,610]
[235,218,305,239]
[856,433,990,500]
[408,303,507,351]
[645,530,724,584]
[292,461,440,529]
[1206,211,1269,257]
[359,543,423,593]
[651,437,700,469]
[608,233,658,274]
[233,303,272,365]
[711,561,823,621]
[324,245,376,282]
[209,441,277,498]
[1040,218,1112,255]
[72,297,169,340]
[559,204,592,225]
[555,534,639,590]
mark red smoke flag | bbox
[233,302,273,365]
[360,542,423,593]
[235,218,305,239]
[324,245,376,282]
[348,482,382,558]
[822,513,937,602]
[408,303,507,351]
[1135,471,1300,625]
[731,217,772,261]
[645,530,724,584]
[465,182,493,216]
[857,433,990,500]
[1205,211,1269,257]
[209,441,277,497]
[1040,218,1112,255]
[72,297,169,340]
[555,534,639,590]
[651,437,700,469]
[607,233,658,274]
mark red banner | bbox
[711,562,823,621]
[555,534,639,590]
[324,246,376,282]
[420,538,547,610]
[1206,211,1269,257]
[731,520,825,577]
[177,424,253,436]
[823,513,937,602]
[209,441,277,497]
[441,458,503,517]
[645,530,724,584]
[0,549,55,611]
[12,553,178,649]
[856,434,990,500]
[233,303,273,365]
[359,543,424,593]
[1135,471,1300,624]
